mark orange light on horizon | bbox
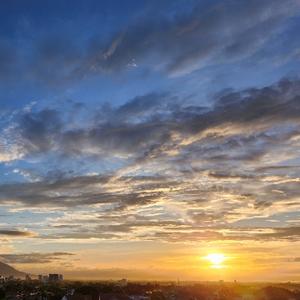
[204,253,226,269]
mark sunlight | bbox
[205,253,226,268]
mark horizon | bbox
[0,0,300,283]
[2,258,300,283]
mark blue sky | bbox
[0,0,300,281]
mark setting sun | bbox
[205,253,226,268]
[0,0,300,293]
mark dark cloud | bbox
[256,165,300,172]
[0,174,176,208]
[140,226,300,243]
[0,252,74,264]
[41,225,300,242]
[18,109,62,154]
[207,171,254,180]
[1,78,300,242]
[216,226,300,242]
[0,0,298,85]
[0,230,35,237]
[6,78,300,162]
[143,230,224,243]
[294,257,300,262]
[265,226,300,239]
[58,77,300,170]
[81,0,299,76]
[45,219,186,240]
[113,93,171,120]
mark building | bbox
[25,274,31,281]
[49,273,64,282]
[38,274,49,283]
[116,278,127,287]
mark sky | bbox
[0,0,300,281]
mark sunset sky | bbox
[0,0,300,281]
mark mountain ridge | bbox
[0,261,26,278]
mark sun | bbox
[204,253,226,268]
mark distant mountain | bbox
[0,261,26,278]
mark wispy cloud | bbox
[0,0,299,85]
[0,78,300,244]
[0,230,35,237]
[0,252,74,264]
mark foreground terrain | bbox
[0,279,299,300]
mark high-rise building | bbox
[49,273,63,282]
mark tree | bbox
[0,288,5,300]
[151,291,166,300]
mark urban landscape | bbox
[0,0,300,298]
[0,275,300,300]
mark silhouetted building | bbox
[49,273,63,282]
[38,274,49,282]
[25,274,31,281]
[116,278,128,287]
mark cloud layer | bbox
[0,0,299,85]
[0,0,300,280]
[1,78,300,243]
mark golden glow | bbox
[205,253,226,268]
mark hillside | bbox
[0,261,26,278]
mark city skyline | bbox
[0,0,300,281]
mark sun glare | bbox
[205,253,226,268]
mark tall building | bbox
[38,274,49,282]
[49,273,63,282]
[25,274,31,281]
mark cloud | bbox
[265,226,300,239]
[138,226,300,243]
[0,252,74,264]
[294,257,300,262]
[80,0,299,76]
[0,230,35,237]
[0,0,299,85]
[1,78,300,243]
[3,77,300,163]
[0,174,174,209]
[16,108,62,155]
